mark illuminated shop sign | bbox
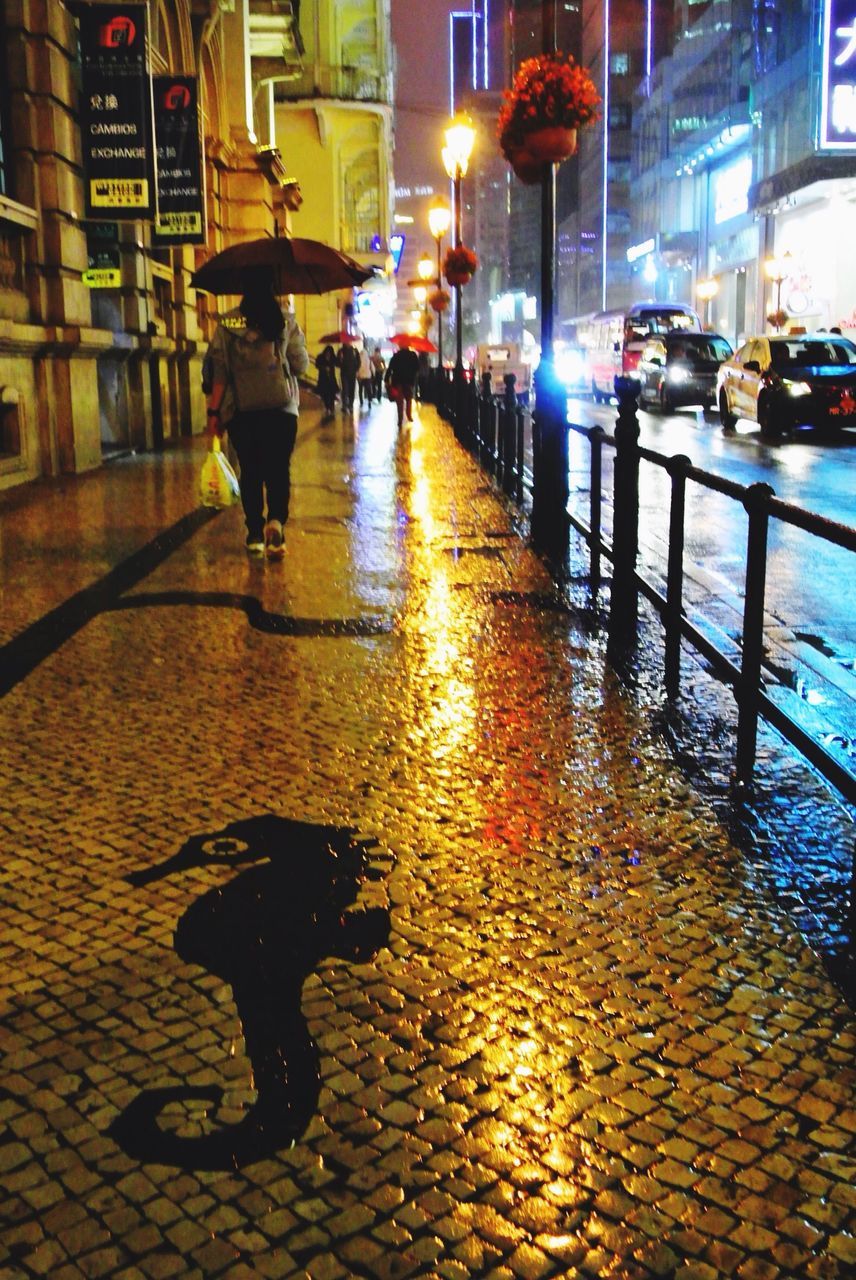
[152,76,205,245]
[79,4,155,219]
[389,233,405,273]
[821,0,856,148]
[713,156,752,224]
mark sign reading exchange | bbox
[153,76,205,246]
[821,0,856,148]
[79,4,155,218]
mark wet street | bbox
[1,398,855,1280]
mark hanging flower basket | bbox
[429,287,451,313]
[443,245,478,288]
[507,146,544,185]
[498,52,600,173]
[524,125,578,163]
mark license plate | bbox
[831,391,856,416]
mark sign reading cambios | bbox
[152,76,205,245]
[821,0,856,149]
[79,4,155,218]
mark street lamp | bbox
[442,114,476,380]
[428,197,451,373]
[764,253,793,331]
[696,278,719,330]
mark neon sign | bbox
[821,0,856,149]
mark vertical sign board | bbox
[821,0,856,149]
[152,76,206,246]
[83,221,121,288]
[79,4,155,218]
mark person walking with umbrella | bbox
[316,344,339,414]
[385,345,420,428]
[205,281,309,557]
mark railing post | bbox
[607,379,641,666]
[515,405,525,505]
[736,482,775,786]
[665,454,692,699]
[589,426,604,596]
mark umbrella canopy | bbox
[318,330,361,345]
[390,333,437,353]
[190,237,373,296]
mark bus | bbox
[580,303,702,402]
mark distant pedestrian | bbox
[205,282,308,558]
[358,346,374,408]
[338,343,360,412]
[316,344,339,414]
[370,349,386,400]
[385,346,419,428]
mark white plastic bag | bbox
[199,436,240,508]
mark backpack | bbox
[223,327,295,413]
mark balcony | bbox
[277,62,394,107]
[249,0,303,81]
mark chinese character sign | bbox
[79,4,156,218]
[152,76,206,245]
[821,0,856,148]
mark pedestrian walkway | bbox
[1,398,854,1280]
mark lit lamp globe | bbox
[417,254,435,282]
[442,115,476,182]
[428,200,451,243]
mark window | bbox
[610,52,630,76]
[608,103,632,130]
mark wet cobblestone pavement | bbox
[1,402,855,1279]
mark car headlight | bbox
[667,366,690,383]
[784,379,812,397]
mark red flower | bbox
[497,52,601,160]
[443,245,478,281]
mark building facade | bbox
[274,0,396,347]
[629,0,856,346]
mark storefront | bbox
[764,179,856,336]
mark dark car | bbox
[717,334,856,437]
[639,332,733,412]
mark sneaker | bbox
[264,519,285,558]
[246,533,265,556]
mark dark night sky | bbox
[390,0,460,192]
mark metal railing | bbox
[435,369,856,812]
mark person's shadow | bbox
[110,815,390,1171]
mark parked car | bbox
[639,332,733,412]
[717,333,856,436]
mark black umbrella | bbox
[190,236,374,296]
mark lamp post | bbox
[442,115,475,387]
[428,198,451,374]
[696,278,719,331]
[530,0,568,565]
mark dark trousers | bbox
[341,372,357,410]
[228,410,298,537]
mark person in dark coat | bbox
[338,343,360,412]
[316,345,338,413]
[385,346,420,427]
